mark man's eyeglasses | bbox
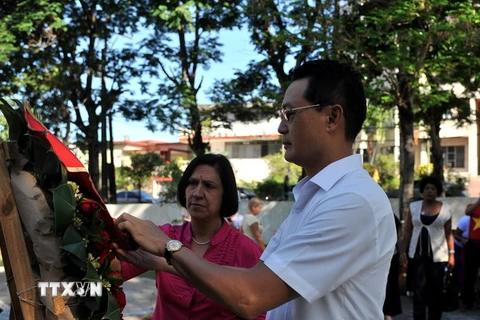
[277,104,328,122]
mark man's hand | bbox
[113,244,174,272]
[114,213,171,256]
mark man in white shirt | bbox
[116,59,397,319]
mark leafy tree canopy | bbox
[118,0,245,156]
[120,152,164,191]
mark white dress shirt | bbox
[261,154,396,320]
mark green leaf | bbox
[59,163,68,184]
[61,225,86,262]
[101,292,121,320]
[83,296,100,312]
[52,184,76,234]
[27,134,51,176]
[0,99,26,141]
[42,149,61,176]
[82,262,103,311]
[84,261,100,282]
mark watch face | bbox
[168,240,183,252]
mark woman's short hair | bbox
[177,154,239,217]
[419,175,443,195]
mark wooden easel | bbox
[0,141,42,319]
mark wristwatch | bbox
[164,240,184,265]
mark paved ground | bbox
[1,267,480,319]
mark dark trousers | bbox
[462,240,480,308]
[454,243,465,294]
[412,256,446,320]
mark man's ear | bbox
[327,105,343,126]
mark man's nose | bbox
[278,118,288,134]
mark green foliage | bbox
[363,162,376,177]
[119,0,243,156]
[156,161,184,203]
[52,184,76,235]
[414,164,434,180]
[115,167,133,191]
[120,152,163,191]
[262,152,302,184]
[210,1,346,121]
[343,0,480,216]
[374,154,400,191]
[1,0,144,188]
[238,181,257,192]
[0,114,8,141]
[255,179,283,201]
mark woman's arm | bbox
[249,222,266,251]
[399,208,413,268]
[453,227,467,246]
[444,218,455,267]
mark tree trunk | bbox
[398,102,415,222]
[108,112,117,203]
[101,115,108,201]
[189,119,208,156]
[428,118,444,186]
[87,119,100,191]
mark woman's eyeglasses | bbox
[277,104,328,122]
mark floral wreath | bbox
[1,99,130,319]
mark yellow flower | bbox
[101,276,112,291]
[72,216,82,228]
[87,253,101,269]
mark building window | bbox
[226,140,282,159]
[441,146,465,168]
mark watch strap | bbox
[165,246,173,265]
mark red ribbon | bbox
[23,108,118,237]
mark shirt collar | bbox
[293,154,363,197]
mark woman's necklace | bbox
[191,236,210,245]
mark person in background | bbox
[180,207,191,223]
[383,213,402,319]
[114,59,396,319]
[114,154,265,320]
[227,212,244,231]
[400,175,455,320]
[453,214,470,298]
[242,197,266,251]
[462,198,480,309]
